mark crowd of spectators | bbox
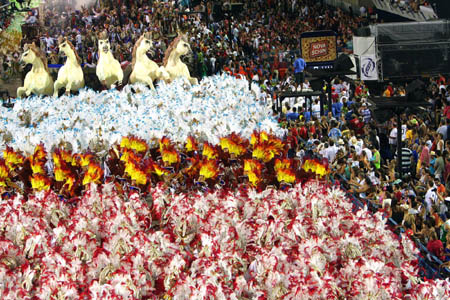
[1,0,450,277]
[278,73,450,276]
[1,0,364,83]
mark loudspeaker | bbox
[406,79,427,102]
[231,3,244,15]
[333,54,354,71]
[212,3,224,21]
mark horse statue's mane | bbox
[131,32,152,69]
[163,35,186,67]
[26,43,51,76]
[64,38,82,64]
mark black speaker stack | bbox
[333,54,354,71]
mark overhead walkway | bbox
[372,0,438,21]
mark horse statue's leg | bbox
[65,81,73,95]
[53,80,65,97]
[189,77,198,86]
[117,70,124,87]
[17,87,26,98]
[158,67,171,82]
[146,77,155,90]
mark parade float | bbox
[1,26,449,298]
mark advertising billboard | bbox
[300,31,337,67]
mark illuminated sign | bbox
[300,31,337,66]
[310,41,329,58]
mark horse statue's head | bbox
[132,32,153,68]
[97,31,111,55]
[58,37,81,64]
[20,44,38,66]
[20,43,49,73]
[175,34,191,56]
[163,33,192,67]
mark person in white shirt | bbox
[401,124,407,141]
[210,56,216,74]
[424,182,438,212]
[291,0,297,12]
[325,140,339,163]
[44,35,54,48]
[76,31,82,51]
[42,34,54,54]
[368,169,380,186]
[312,99,321,118]
[389,126,397,153]
[355,138,364,156]
[83,15,93,26]
[362,146,372,161]
[359,6,367,16]
[25,11,37,24]
[301,5,309,16]
[253,35,260,50]
[302,80,311,91]
[436,119,448,140]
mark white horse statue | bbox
[53,38,85,97]
[129,33,169,90]
[96,32,123,89]
[17,43,54,98]
[162,33,198,86]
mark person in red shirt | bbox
[309,122,316,136]
[444,155,450,184]
[443,102,450,120]
[237,65,247,79]
[387,82,394,96]
[355,81,364,98]
[223,65,232,76]
[298,122,308,141]
[427,239,444,261]
[290,125,299,140]
[437,74,446,86]
[349,115,365,136]
[286,130,298,150]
